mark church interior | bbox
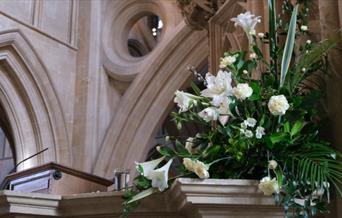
[0,0,341,217]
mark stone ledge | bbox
[0,179,284,218]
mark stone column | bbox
[318,1,342,217]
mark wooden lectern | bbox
[3,162,113,194]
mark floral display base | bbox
[168,178,284,218]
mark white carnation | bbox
[268,95,289,116]
[198,107,219,122]
[232,83,253,100]
[258,177,279,196]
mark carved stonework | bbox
[177,0,227,30]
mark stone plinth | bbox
[0,179,286,218]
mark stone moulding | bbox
[0,178,285,218]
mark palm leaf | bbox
[280,4,298,87]
[289,40,335,92]
[294,146,342,195]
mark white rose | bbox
[268,95,290,116]
[185,137,197,154]
[198,107,219,122]
[219,56,236,68]
[255,126,265,139]
[232,83,253,100]
[258,177,279,196]
[174,90,198,112]
[268,160,278,170]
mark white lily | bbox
[148,159,173,191]
[201,70,233,106]
[174,90,198,112]
[231,11,261,44]
[135,156,165,178]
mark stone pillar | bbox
[318,1,342,217]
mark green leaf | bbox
[249,81,261,101]
[127,188,156,204]
[158,146,176,157]
[280,4,298,87]
[270,132,288,144]
[268,0,278,78]
[191,82,201,95]
[175,140,189,155]
[290,120,303,137]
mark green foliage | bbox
[280,4,298,87]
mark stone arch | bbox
[94,22,208,178]
[0,29,71,170]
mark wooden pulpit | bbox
[3,162,113,194]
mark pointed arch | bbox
[94,22,208,178]
[0,29,71,170]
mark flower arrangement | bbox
[122,1,342,217]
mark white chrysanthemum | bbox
[258,177,279,196]
[219,55,236,68]
[231,11,261,44]
[201,70,233,106]
[148,159,173,191]
[174,90,198,112]
[268,95,290,116]
[198,107,219,122]
[256,126,265,139]
[268,160,278,170]
[232,83,253,100]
